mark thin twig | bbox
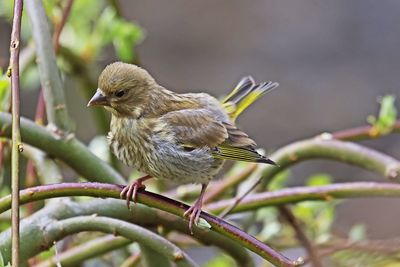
[52,0,74,54]
[8,0,24,265]
[278,206,322,267]
[331,120,400,141]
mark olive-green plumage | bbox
[88,62,278,232]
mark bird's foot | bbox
[183,184,208,234]
[120,175,152,209]
[183,199,203,234]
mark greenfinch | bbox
[88,62,278,232]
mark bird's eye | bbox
[115,90,125,98]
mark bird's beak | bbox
[87,89,109,107]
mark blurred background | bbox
[1,0,400,264]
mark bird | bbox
[87,62,278,232]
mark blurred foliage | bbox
[0,69,10,112]
[204,254,236,267]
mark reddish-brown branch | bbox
[52,0,74,53]
[0,183,298,267]
[331,120,400,141]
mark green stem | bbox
[264,138,400,184]
[34,235,130,267]
[26,0,71,132]
[8,0,24,265]
[0,112,124,184]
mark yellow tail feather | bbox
[223,77,278,121]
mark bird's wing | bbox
[161,109,276,165]
[161,109,229,148]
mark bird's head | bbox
[87,62,157,117]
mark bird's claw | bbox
[120,182,146,209]
[184,201,202,234]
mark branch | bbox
[0,197,254,267]
[0,183,295,267]
[331,120,400,141]
[26,0,71,132]
[264,138,400,184]
[34,235,130,267]
[206,182,400,213]
[0,112,124,184]
[52,0,74,54]
[8,0,24,265]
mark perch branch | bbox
[0,198,254,267]
[3,182,400,265]
[0,184,295,267]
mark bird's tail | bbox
[222,76,279,121]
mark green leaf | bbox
[369,95,398,135]
[196,217,212,230]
